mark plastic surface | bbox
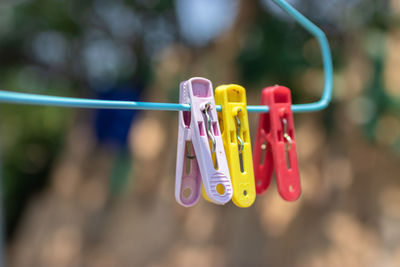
[0,0,332,114]
[175,82,202,207]
[253,85,301,201]
[214,84,256,208]
[183,77,232,205]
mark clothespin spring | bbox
[282,118,293,151]
[235,109,245,154]
[203,102,216,155]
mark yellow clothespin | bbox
[211,84,256,207]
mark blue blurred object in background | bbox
[92,84,143,196]
[94,84,142,149]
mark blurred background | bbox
[0,0,400,266]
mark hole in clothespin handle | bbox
[216,184,225,195]
[198,122,205,136]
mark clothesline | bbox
[0,90,329,113]
[0,0,333,114]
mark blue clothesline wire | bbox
[0,0,333,113]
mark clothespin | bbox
[213,84,256,208]
[175,81,202,207]
[176,77,232,206]
[253,85,301,201]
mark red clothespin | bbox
[253,85,301,201]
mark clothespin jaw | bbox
[253,85,301,201]
[183,77,233,205]
[175,82,202,207]
[214,84,256,208]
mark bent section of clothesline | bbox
[0,0,333,114]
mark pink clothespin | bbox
[175,81,202,207]
[175,77,232,206]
